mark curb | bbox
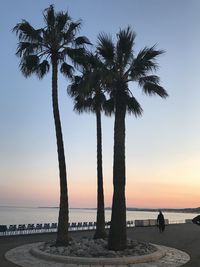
[30,242,166,265]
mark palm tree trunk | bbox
[108,90,126,250]
[94,109,106,239]
[52,55,69,246]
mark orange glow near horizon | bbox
[126,182,200,209]
[2,180,199,209]
[1,155,199,209]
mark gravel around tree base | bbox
[40,238,157,258]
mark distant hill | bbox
[36,206,200,213]
[125,207,200,213]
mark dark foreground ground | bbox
[0,223,199,267]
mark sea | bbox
[0,206,198,226]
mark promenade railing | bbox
[0,219,193,236]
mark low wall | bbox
[135,219,169,227]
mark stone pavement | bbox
[1,224,200,266]
[5,242,190,267]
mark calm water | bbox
[0,206,198,225]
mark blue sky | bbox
[0,0,200,208]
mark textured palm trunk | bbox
[52,55,69,246]
[108,90,126,250]
[94,108,106,239]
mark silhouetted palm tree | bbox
[68,53,109,239]
[13,5,90,246]
[97,27,168,250]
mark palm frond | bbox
[127,96,143,117]
[13,20,42,43]
[43,5,55,28]
[94,26,167,118]
[60,62,74,78]
[140,45,164,62]
[61,47,87,68]
[55,11,71,31]
[19,55,39,77]
[14,5,91,83]
[67,76,82,96]
[36,60,50,79]
[75,36,92,46]
[138,75,160,86]
[68,75,91,98]
[74,96,94,113]
[67,52,109,115]
[142,82,168,98]
[16,42,42,57]
[63,21,81,43]
[68,21,81,33]
[116,26,135,66]
[97,33,115,63]
[130,46,164,79]
[104,98,115,116]
[93,90,106,108]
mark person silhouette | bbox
[157,210,165,232]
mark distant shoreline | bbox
[1,206,199,213]
[38,207,200,213]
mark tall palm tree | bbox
[68,53,109,239]
[97,27,168,250]
[13,5,90,246]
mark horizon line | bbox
[0,205,199,210]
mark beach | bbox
[0,223,199,267]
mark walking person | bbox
[157,210,165,232]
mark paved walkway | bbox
[5,242,190,267]
[0,224,199,267]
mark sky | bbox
[0,0,200,209]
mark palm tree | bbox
[13,5,90,246]
[68,53,109,239]
[97,27,168,250]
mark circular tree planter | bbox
[5,242,190,267]
[30,242,165,265]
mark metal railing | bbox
[0,219,193,236]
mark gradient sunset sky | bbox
[0,0,200,208]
